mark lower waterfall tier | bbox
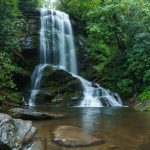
[29,65,83,106]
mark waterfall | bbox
[28,8,123,107]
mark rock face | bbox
[53,126,104,147]
[0,113,36,150]
[21,10,40,51]
[20,9,40,72]
[77,35,96,81]
[13,8,40,93]
[10,108,66,120]
[35,65,83,105]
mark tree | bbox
[57,0,150,101]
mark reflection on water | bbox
[30,106,150,150]
[81,108,101,132]
[81,107,128,133]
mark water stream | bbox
[28,8,122,107]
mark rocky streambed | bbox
[0,108,105,150]
[1,106,150,150]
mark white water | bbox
[28,64,48,106]
[28,8,123,107]
[74,75,122,107]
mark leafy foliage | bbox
[0,0,21,107]
[0,0,42,107]
[0,0,21,52]
[0,52,21,107]
[0,53,15,89]
[138,86,150,101]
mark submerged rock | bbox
[53,126,105,147]
[23,137,45,150]
[10,108,66,120]
[0,113,36,150]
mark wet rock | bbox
[13,68,31,91]
[0,113,36,150]
[35,65,83,106]
[77,35,95,80]
[10,108,66,120]
[12,8,40,92]
[23,137,45,150]
[53,126,104,147]
[0,141,11,150]
[21,9,40,53]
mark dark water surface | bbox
[29,106,150,150]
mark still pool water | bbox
[28,106,150,150]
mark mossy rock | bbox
[35,66,83,106]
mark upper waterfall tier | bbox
[40,9,78,75]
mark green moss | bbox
[34,66,83,105]
[138,87,150,101]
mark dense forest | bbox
[57,0,150,103]
[0,0,150,109]
[1,1,150,149]
[0,0,42,108]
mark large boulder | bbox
[10,108,66,120]
[0,113,36,150]
[53,126,105,147]
[35,65,83,105]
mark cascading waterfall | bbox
[74,76,122,107]
[28,8,123,107]
[28,64,48,106]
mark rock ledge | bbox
[10,108,66,120]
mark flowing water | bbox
[30,106,150,150]
[28,8,122,107]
